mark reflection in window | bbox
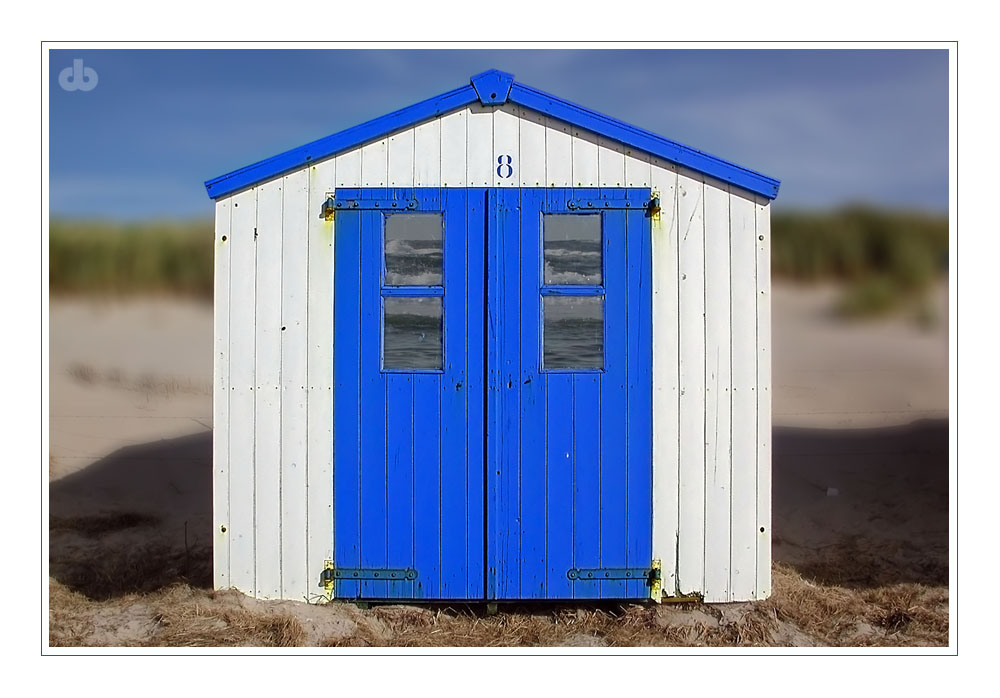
[383,297,443,370]
[543,296,604,369]
[385,214,443,286]
[543,214,602,285]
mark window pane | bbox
[543,296,603,369]
[543,214,602,285]
[383,297,443,370]
[385,214,443,286]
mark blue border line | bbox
[41,41,958,657]
[40,38,44,658]
[953,40,958,656]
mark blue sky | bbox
[48,48,948,219]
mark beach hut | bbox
[204,69,780,604]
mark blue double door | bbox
[333,187,652,601]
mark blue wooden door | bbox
[333,187,486,600]
[333,187,651,601]
[487,188,653,600]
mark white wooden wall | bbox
[213,103,772,602]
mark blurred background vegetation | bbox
[49,207,948,318]
[771,206,948,318]
[50,219,214,299]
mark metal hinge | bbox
[567,567,651,581]
[327,197,419,212]
[318,567,418,586]
[565,561,663,602]
[566,198,641,210]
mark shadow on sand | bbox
[772,418,948,588]
[49,431,214,599]
[48,418,948,599]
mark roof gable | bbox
[204,69,780,201]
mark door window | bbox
[541,214,604,370]
[382,213,444,370]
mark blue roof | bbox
[204,69,780,201]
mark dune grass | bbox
[771,206,948,317]
[49,219,214,298]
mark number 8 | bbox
[497,154,513,179]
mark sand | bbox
[46,282,949,647]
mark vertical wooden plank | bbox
[624,149,652,188]
[413,373,442,598]
[388,129,414,187]
[497,187,521,598]
[650,160,679,595]
[544,189,573,598]
[413,118,441,187]
[702,183,732,603]
[544,117,572,187]
[519,188,546,598]
[571,130,599,187]
[358,193,387,600]
[228,187,257,596]
[546,373,575,598]
[676,170,706,595]
[385,373,415,599]
[306,164,335,596]
[336,148,362,188]
[333,190,361,599]
[467,104,493,187]
[439,108,467,187]
[465,189,486,599]
[575,373,603,599]
[360,138,388,187]
[253,180,283,599]
[730,190,758,600]
[597,139,626,188]
[598,203,627,599]
[493,105,519,188]
[485,187,501,598]
[542,373,576,599]
[624,201,653,599]
[441,188,469,598]
[517,106,546,187]
[279,169,309,600]
[212,198,232,591]
[755,197,773,600]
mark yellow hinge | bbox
[650,559,663,603]
[322,559,335,600]
[321,195,336,221]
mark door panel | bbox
[488,188,653,600]
[333,187,486,600]
[334,187,650,601]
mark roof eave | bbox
[204,71,780,201]
[203,83,479,200]
[508,82,781,200]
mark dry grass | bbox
[49,526,948,648]
[766,564,948,647]
[48,565,948,647]
[51,538,211,601]
[148,587,306,647]
[325,604,679,648]
[49,581,306,647]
